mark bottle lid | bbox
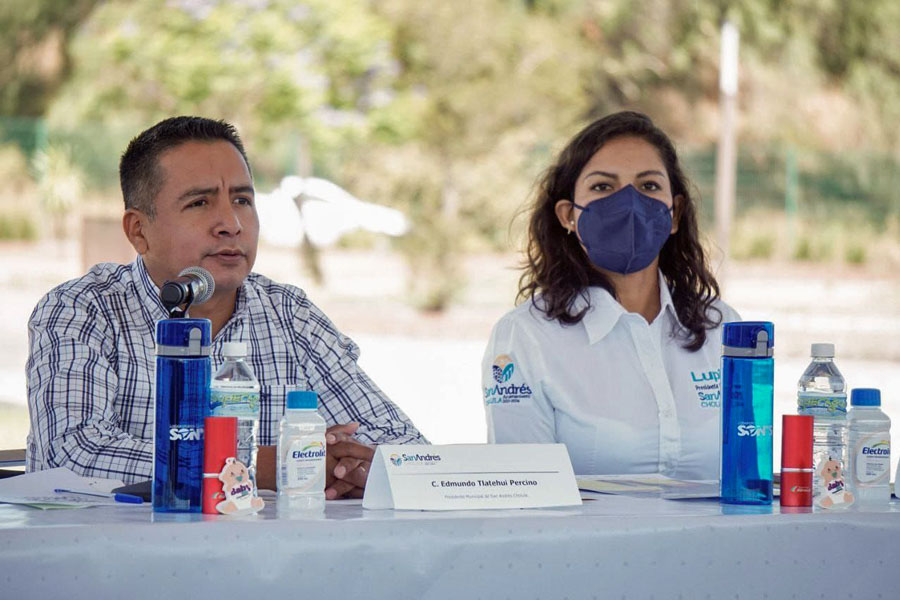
[781,415,814,469]
[722,321,774,358]
[222,341,248,358]
[203,416,237,472]
[286,390,318,410]
[810,343,835,358]
[851,388,881,406]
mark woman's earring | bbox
[568,220,575,235]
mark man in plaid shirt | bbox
[26,116,426,498]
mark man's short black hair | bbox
[119,116,252,216]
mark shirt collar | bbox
[579,269,680,345]
[133,255,168,317]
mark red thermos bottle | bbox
[203,416,237,515]
[781,415,814,507]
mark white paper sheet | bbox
[0,468,126,509]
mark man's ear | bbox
[671,194,684,235]
[123,209,149,254]
[554,200,577,234]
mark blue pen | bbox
[54,488,144,504]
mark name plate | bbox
[362,443,581,511]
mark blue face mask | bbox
[572,184,673,274]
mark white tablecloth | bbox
[2,492,899,599]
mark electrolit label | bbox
[854,435,890,484]
[798,392,847,416]
[282,436,326,492]
[210,389,260,417]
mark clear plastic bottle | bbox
[277,390,326,513]
[209,342,261,492]
[797,343,847,501]
[847,388,891,506]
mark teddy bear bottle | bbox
[210,342,261,497]
[797,343,848,504]
[277,390,327,514]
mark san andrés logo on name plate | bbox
[388,452,442,467]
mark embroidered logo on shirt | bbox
[485,354,532,405]
[492,354,515,383]
[691,370,721,408]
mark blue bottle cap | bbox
[286,390,318,410]
[155,318,211,357]
[722,321,774,358]
[851,388,881,406]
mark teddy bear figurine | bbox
[817,457,854,509]
[216,457,265,515]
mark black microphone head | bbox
[178,266,215,304]
[159,281,188,308]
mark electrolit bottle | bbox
[797,343,848,501]
[847,388,891,506]
[277,390,327,513]
[153,318,211,513]
[720,321,775,505]
[209,342,261,496]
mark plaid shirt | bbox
[26,256,425,483]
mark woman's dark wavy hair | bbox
[518,110,721,351]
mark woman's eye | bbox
[641,181,662,191]
[590,182,612,193]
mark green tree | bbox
[0,0,99,116]
[342,0,592,309]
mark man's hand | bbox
[325,422,375,500]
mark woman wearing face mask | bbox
[482,111,740,480]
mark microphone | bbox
[160,266,216,312]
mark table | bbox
[2,492,899,599]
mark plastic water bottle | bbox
[847,388,891,506]
[797,343,847,501]
[277,390,327,513]
[720,321,775,505]
[210,342,261,492]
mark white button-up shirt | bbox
[482,272,740,480]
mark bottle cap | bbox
[155,318,211,357]
[286,390,318,410]
[810,343,835,358]
[203,416,237,472]
[722,322,774,358]
[851,388,881,406]
[222,341,248,357]
[781,415,814,469]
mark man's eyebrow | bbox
[178,187,218,201]
[230,185,255,196]
[177,185,255,201]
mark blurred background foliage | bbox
[1,0,900,308]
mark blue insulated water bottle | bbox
[720,321,775,505]
[153,318,211,512]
